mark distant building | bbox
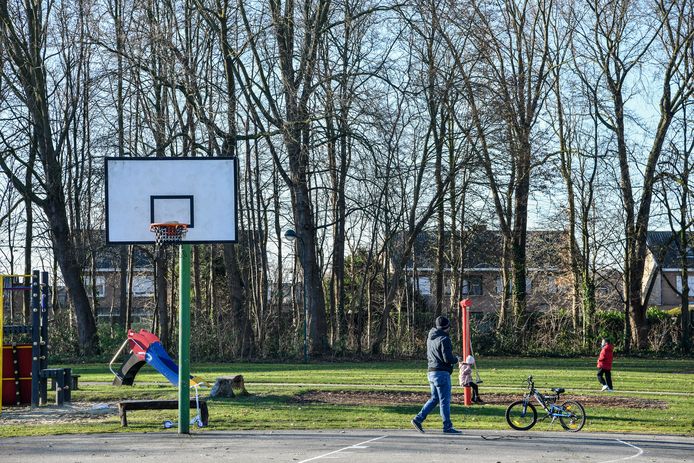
[644,231,694,311]
[84,243,155,321]
[389,229,576,314]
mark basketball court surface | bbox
[2,430,692,462]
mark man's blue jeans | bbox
[414,370,453,430]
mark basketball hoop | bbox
[150,222,189,246]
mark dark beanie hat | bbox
[436,316,450,330]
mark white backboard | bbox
[105,157,238,244]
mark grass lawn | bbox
[0,356,692,437]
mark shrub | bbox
[646,307,679,352]
[96,322,128,359]
[594,309,624,347]
[47,309,80,360]
[647,306,669,322]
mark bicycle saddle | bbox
[552,388,565,394]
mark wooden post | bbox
[460,299,472,406]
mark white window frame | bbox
[85,275,106,298]
[675,275,694,297]
[494,277,531,294]
[417,276,431,295]
[132,275,155,297]
[462,276,483,296]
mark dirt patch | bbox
[0,402,117,425]
[292,390,668,410]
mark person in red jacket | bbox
[597,338,614,391]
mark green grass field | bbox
[1,357,692,437]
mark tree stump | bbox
[210,375,249,398]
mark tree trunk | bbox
[511,144,530,330]
[118,247,128,330]
[289,179,329,355]
[23,184,33,322]
[155,251,169,348]
[125,246,134,330]
[679,107,691,353]
[223,243,252,358]
[47,196,99,354]
[272,169,284,354]
[680,265,691,353]
[434,126,446,318]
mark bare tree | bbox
[0,0,98,354]
[365,5,472,352]
[439,0,556,338]
[230,0,336,354]
[577,0,694,349]
[656,101,693,353]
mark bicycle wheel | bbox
[559,401,586,432]
[505,400,537,430]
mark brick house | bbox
[644,231,694,311]
[83,243,155,321]
[392,229,575,314]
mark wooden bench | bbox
[117,399,209,427]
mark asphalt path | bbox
[1,430,692,463]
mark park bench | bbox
[117,399,208,427]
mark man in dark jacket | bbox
[411,316,462,434]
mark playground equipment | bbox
[1,271,71,414]
[110,329,205,388]
[459,298,483,406]
[110,329,207,427]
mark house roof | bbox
[94,246,152,270]
[646,231,694,268]
[76,229,153,270]
[402,229,571,271]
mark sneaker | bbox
[411,419,424,433]
[601,385,609,391]
[606,388,614,392]
[443,427,463,434]
[474,398,485,404]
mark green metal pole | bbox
[178,244,191,434]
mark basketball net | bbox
[150,222,189,246]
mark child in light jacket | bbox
[458,355,483,404]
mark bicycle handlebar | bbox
[526,375,534,390]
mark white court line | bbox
[297,435,388,463]
[597,439,644,463]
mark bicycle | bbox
[505,375,586,432]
